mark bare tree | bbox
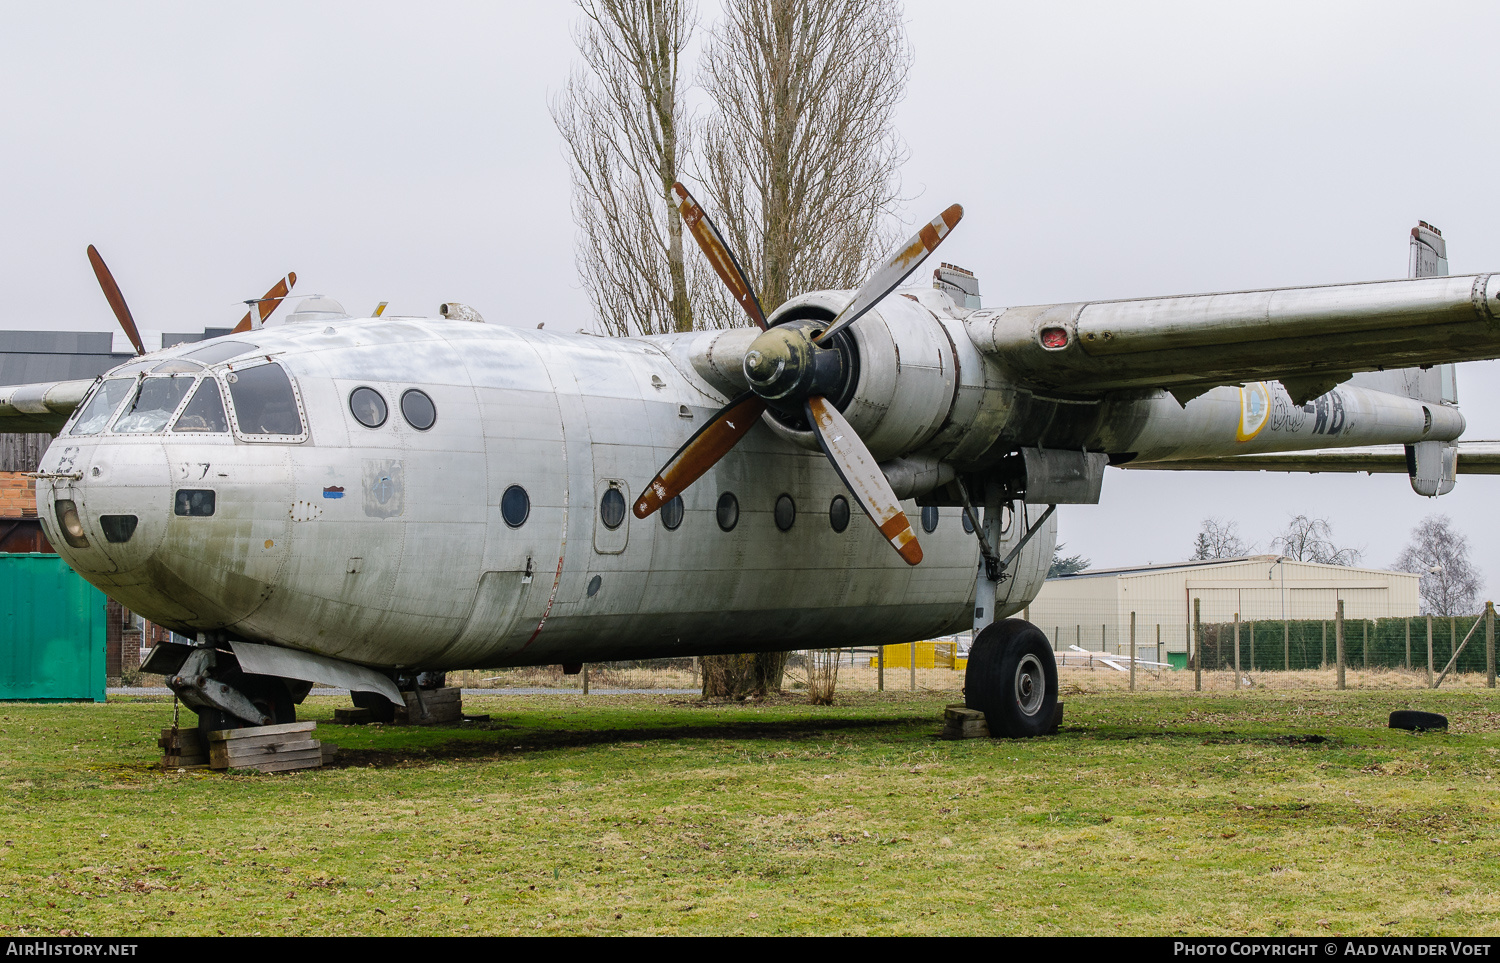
[1395,514,1483,615]
[1270,515,1363,566]
[1190,518,1248,560]
[695,0,910,321]
[552,0,703,336]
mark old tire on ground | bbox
[1389,709,1448,731]
[352,689,398,724]
[965,619,1058,738]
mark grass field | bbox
[2,680,1499,936]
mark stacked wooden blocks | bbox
[400,686,462,725]
[206,721,325,773]
[158,727,208,768]
[941,705,990,739]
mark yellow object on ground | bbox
[869,640,962,669]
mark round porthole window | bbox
[587,575,602,597]
[600,488,626,530]
[716,492,739,532]
[775,494,795,532]
[401,389,437,430]
[501,485,530,528]
[349,387,387,428]
[921,505,940,534]
[961,510,975,534]
[660,495,684,531]
[829,495,850,533]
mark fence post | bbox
[1426,615,1435,688]
[1233,613,1241,691]
[1249,620,1255,673]
[1194,598,1202,692]
[1284,619,1290,672]
[1321,622,1327,668]
[1336,600,1346,691]
[1487,602,1495,689]
[582,664,590,695]
[1130,611,1137,692]
[1156,623,1162,673]
[1102,623,1107,654]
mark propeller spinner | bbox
[633,184,963,566]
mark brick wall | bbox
[0,473,38,518]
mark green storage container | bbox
[0,553,107,701]
[1167,651,1188,671]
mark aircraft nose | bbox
[42,441,171,577]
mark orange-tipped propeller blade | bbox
[817,204,964,344]
[634,391,768,519]
[85,245,145,356]
[805,396,922,565]
[673,182,766,330]
[232,272,298,334]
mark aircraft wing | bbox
[1120,441,1500,474]
[967,274,1500,400]
[0,379,93,434]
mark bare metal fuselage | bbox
[35,318,988,670]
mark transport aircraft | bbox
[2,193,1497,737]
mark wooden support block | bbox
[401,687,463,725]
[206,721,323,773]
[334,707,373,725]
[940,706,990,739]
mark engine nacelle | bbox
[762,291,962,462]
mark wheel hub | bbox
[1015,653,1045,716]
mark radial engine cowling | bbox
[760,291,959,462]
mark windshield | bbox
[70,379,134,435]
[113,376,195,433]
[171,378,230,432]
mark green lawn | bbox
[2,687,1498,936]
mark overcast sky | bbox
[4,1,1499,601]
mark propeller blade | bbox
[85,245,145,356]
[816,204,964,344]
[633,391,768,519]
[672,182,766,330]
[805,396,922,566]
[232,272,298,334]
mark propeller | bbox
[86,245,297,350]
[86,245,145,356]
[231,272,298,334]
[633,183,963,567]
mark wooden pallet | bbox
[206,721,323,773]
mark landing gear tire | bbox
[965,619,1058,739]
[352,690,397,724]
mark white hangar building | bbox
[1024,555,1421,660]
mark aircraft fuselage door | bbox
[593,478,630,554]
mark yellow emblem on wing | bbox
[1236,382,1271,442]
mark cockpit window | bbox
[181,340,258,365]
[113,376,195,433]
[70,379,134,435]
[151,358,205,374]
[226,363,303,436]
[172,378,230,433]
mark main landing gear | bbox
[965,619,1058,738]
